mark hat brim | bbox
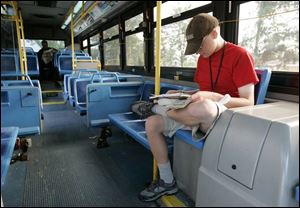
[184,40,201,55]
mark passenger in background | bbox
[37,40,58,81]
[138,13,259,202]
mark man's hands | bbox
[190,91,223,102]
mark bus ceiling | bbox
[17,1,74,26]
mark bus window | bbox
[24,39,65,52]
[154,19,198,68]
[238,1,299,72]
[153,1,211,22]
[90,45,100,60]
[103,25,120,66]
[90,33,99,45]
[125,13,143,32]
[126,32,144,66]
[103,25,119,40]
[104,39,120,66]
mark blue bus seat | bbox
[74,73,120,115]
[63,69,99,102]
[68,74,92,107]
[67,70,100,107]
[108,81,186,150]
[254,68,272,104]
[25,47,35,55]
[2,79,43,110]
[1,54,20,76]
[1,127,19,189]
[55,50,87,68]
[1,76,42,136]
[58,55,72,77]
[26,55,39,77]
[63,73,73,101]
[86,75,144,127]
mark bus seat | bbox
[25,47,35,56]
[63,69,99,103]
[1,86,41,136]
[1,54,20,76]
[68,74,92,107]
[254,68,272,104]
[74,74,119,115]
[67,70,100,107]
[58,55,72,77]
[87,75,144,127]
[26,55,39,77]
[108,81,186,151]
[1,127,19,189]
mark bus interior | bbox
[1,1,299,207]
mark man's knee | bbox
[187,99,218,120]
[145,115,164,133]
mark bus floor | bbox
[2,104,160,207]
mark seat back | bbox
[1,54,20,75]
[1,86,41,136]
[254,68,272,104]
[26,55,39,76]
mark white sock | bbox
[158,161,174,184]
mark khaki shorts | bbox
[161,102,227,141]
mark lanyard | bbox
[209,41,226,91]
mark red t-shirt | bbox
[194,42,259,97]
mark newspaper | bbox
[149,92,191,100]
[150,93,192,109]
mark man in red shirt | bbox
[139,13,259,202]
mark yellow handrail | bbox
[154,1,161,97]
[152,1,186,207]
[19,10,28,75]
[71,13,75,70]
[153,0,162,182]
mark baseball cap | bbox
[184,13,219,55]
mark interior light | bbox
[61,24,67,30]
[73,1,82,14]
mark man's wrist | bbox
[212,92,223,102]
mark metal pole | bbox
[153,0,162,182]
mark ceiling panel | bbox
[18,1,74,26]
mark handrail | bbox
[77,69,99,79]
[1,74,34,87]
[153,0,162,183]
[91,72,119,83]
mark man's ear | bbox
[211,29,218,39]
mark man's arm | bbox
[190,83,255,108]
[222,83,255,108]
